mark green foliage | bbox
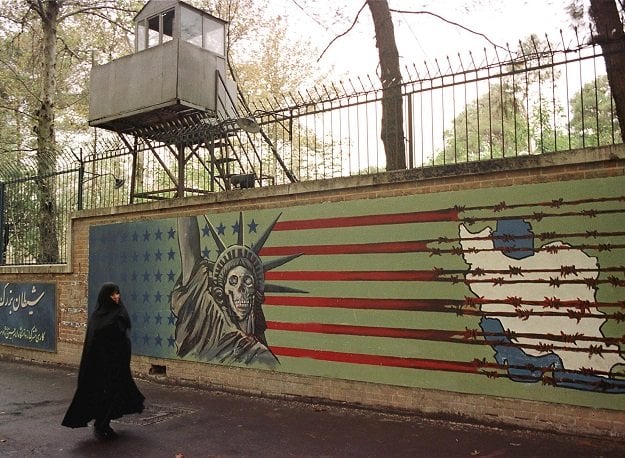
[568,75,620,148]
[0,1,138,163]
[0,32,38,175]
[431,34,621,164]
[0,1,140,263]
[4,180,40,264]
[529,99,571,153]
[233,16,323,102]
[435,80,531,165]
[433,70,619,166]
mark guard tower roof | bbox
[134,0,226,26]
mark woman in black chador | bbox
[62,283,144,439]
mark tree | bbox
[0,38,29,167]
[366,0,405,171]
[232,15,332,181]
[232,17,321,101]
[0,1,136,262]
[436,81,530,164]
[578,0,625,143]
[435,69,619,165]
[568,74,621,148]
[316,1,523,171]
[28,0,60,263]
[434,35,562,164]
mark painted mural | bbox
[87,176,625,409]
[0,282,56,351]
[171,214,303,366]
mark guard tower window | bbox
[162,10,175,43]
[203,16,225,56]
[180,6,202,47]
[147,15,160,47]
[136,8,175,51]
[179,5,225,56]
[136,21,146,51]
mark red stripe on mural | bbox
[265,270,439,281]
[274,208,460,230]
[267,321,458,341]
[260,240,428,256]
[263,295,461,311]
[270,346,490,374]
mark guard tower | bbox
[89,0,237,137]
[87,0,295,198]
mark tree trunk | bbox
[35,0,60,263]
[366,0,406,170]
[589,0,625,142]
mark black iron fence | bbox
[0,29,621,265]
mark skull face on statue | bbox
[225,265,255,320]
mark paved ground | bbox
[0,359,624,457]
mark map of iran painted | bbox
[461,219,625,393]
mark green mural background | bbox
[88,175,625,411]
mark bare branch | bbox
[58,93,88,111]
[0,1,35,32]
[25,0,45,21]
[289,0,329,32]
[317,1,368,63]
[0,104,37,120]
[318,4,507,64]
[389,9,506,51]
[0,56,39,101]
[58,5,137,30]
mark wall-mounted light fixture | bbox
[206,116,261,134]
[78,171,125,210]
[82,172,125,189]
[235,117,261,134]
[112,176,125,189]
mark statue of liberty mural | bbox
[170,213,302,367]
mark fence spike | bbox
[279,92,289,107]
[313,85,323,101]
[347,77,357,93]
[445,55,454,73]
[412,63,420,80]
[434,58,443,78]
[365,74,375,90]
[297,90,306,105]
[403,64,411,81]
[530,34,540,56]
[574,25,583,47]
[305,88,314,108]
[258,99,269,113]
[544,33,554,55]
[339,80,347,95]
[469,50,477,70]
[423,60,432,79]
[357,76,366,92]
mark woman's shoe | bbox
[104,425,118,438]
[93,425,117,440]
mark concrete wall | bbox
[1,145,624,438]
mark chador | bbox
[62,283,144,439]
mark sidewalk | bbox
[0,359,623,457]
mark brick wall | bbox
[1,145,624,438]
